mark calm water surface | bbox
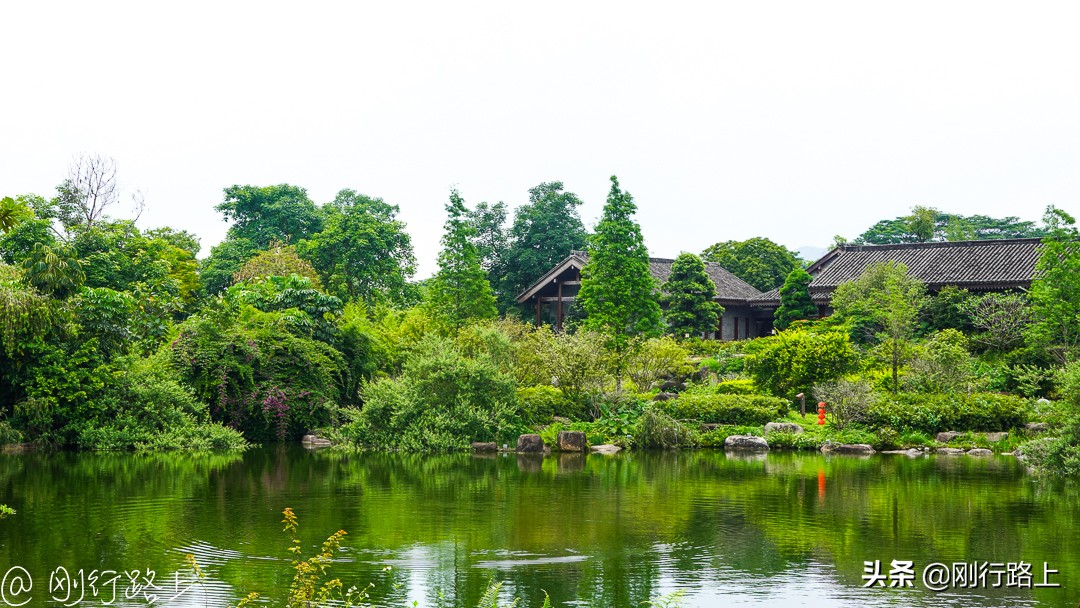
[1,447,1077,607]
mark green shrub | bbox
[745,328,858,398]
[867,392,1031,434]
[632,409,695,449]
[766,431,823,451]
[714,379,756,395]
[813,378,873,430]
[658,393,788,426]
[339,334,521,451]
[0,420,22,445]
[515,385,586,423]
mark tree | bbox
[215,184,323,249]
[200,238,259,296]
[298,189,416,304]
[54,154,120,232]
[466,201,508,273]
[746,328,858,398]
[578,176,662,389]
[428,189,497,327]
[21,242,85,299]
[907,205,939,242]
[855,207,1046,244]
[661,253,722,337]
[497,182,588,312]
[701,237,802,292]
[0,197,32,234]
[1026,206,1080,363]
[233,242,323,288]
[831,261,927,392]
[960,292,1031,352]
[773,267,816,330]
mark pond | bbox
[0,447,1077,607]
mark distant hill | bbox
[795,245,827,263]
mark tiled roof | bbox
[752,238,1043,306]
[516,250,762,303]
[646,257,763,301]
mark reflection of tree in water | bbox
[1,448,1078,607]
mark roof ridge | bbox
[841,237,1043,252]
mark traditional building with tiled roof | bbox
[517,239,1043,340]
[751,238,1043,310]
[516,251,768,339]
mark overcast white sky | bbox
[2,1,1077,277]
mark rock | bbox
[652,392,677,402]
[979,432,1008,443]
[660,380,686,392]
[516,434,545,453]
[1025,422,1049,434]
[724,435,769,451]
[301,434,332,448]
[557,430,587,452]
[552,416,573,425]
[471,442,498,453]
[700,423,720,432]
[967,448,994,457]
[590,444,622,455]
[882,449,922,457]
[764,422,804,435]
[821,443,875,455]
[935,431,961,443]
[936,447,966,455]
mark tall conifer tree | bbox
[429,189,497,327]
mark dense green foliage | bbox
[1026,206,1080,363]
[701,237,802,292]
[745,328,858,398]
[866,392,1030,434]
[832,261,926,391]
[661,252,722,337]
[773,267,816,330]
[336,334,519,451]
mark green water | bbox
[0,447,1077,607]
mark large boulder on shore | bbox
[471,442,498,453]
[557,431,588,452]
[764,422,803,435]
[516,434,545,453]
[821,443,875,455]
[724,435,769,451]
[935,431,961,443]
[820,444,872,453]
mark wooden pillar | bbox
[718,315,723,341]
[734,316,739,340]
[535,297,541,326]
[745,317,751,339]
[556,281,564,331]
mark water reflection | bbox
[0,448,1077,607]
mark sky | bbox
[2,1,1078,278]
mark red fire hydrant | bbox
[817,402,826,426]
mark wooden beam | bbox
[556,280,564,331]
